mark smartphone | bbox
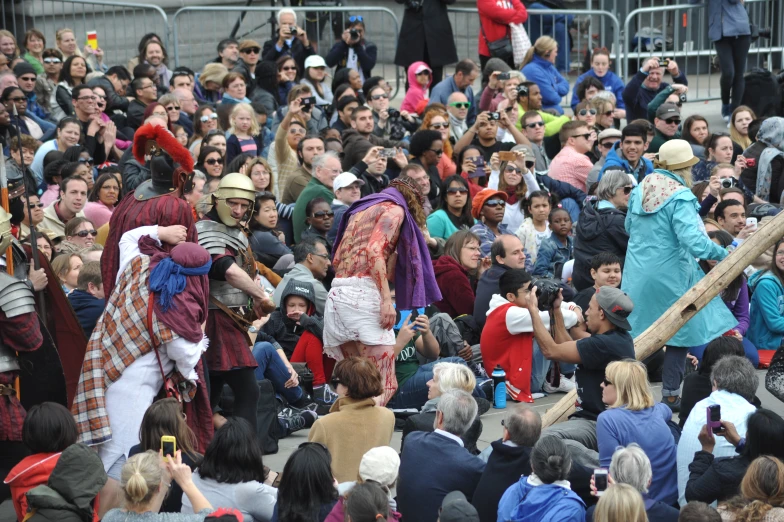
[395,308,426,330]
[300,96,316,109]
[469,157,486,179]
[746,158,757,168]
[746,217,758,229]
[707,405,722,434]
[86,31,98,50]
[594,469,608,496]
[379,148,397,158]
[498,151,517,162]
[161,435,176,457]
[498,72,511,80]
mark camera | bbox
[349,29,360,40]
[679,93,687,104]
[498,72,511,80]
[517,85,529,97]
[531,277,561,310]
[488,112,501,121]
[720,177,737,189]
[387,108,401,119]
[658,59,670,68]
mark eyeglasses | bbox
[484,199,505,207]
[602,378,613,387]
[77,96,97,102]
[78,157,94,165]
[623,186,633,195]
[579,109,597,116]
[43,58,62,64]
[449,102,471,109]
[525,121,545,129]
[240,47,261,54]
[205,158,224,165]
[289,127,306,136]
[371,93,389,100]
[28,202,44,209]
[281,66,297,71]
[349,15,364,22]
[310,251,331,260]
[95,95,107,100]
[664,118,681,125]
[599,141,616,149]
[572,133,594,141]
[166,105,181,111]
[430,122,449,130]
[428,149,443,156]
[447,187,469,194]
[200,113,218,123]
[141,84,156,90]
[603,111,614,116]
[311,210,335,218]
[505,165,522,174]
[75,229,98,237]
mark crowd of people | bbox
[0,0,783,520]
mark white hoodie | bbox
[486,294,580,334]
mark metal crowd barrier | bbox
[1,0,169,69]
[622,0,784,102]
[171,5,402,97]
[447,7,623,77]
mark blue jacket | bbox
[622,170,737,347]
[68,289,105,338]
[599,142,654,183]
[748,273,784,350]
[398,431,485,522]
[622,70,688,122]
[522,54,570,115]
[430,76,477,126]
[24,89,49,121]
[533,235,573,278]
[497,476,585,522]
[694,0,750,42]
[570,69,626,110]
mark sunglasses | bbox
[623,186,633,195]
[166,105,181,111]
[449,102,471,109]
[599,141,616,149]
[505,165,522,174]
[430,122,449,130]
[447,187,468,194]
[205,158,224,165]
[428,149,444,156]
[665,118,681,125]
[78,157,94,165]
[579,109,597,116]
[525,121,545,129]
[603,110,614,116]
[8,97,26,103]
[312,210,335,218]
[200,113,218,123]
[282,66,297,71]
[371,93,389,100]
[330,377,341,389]
[484,199,505,207]
[349,15,364,22]
[602,378,613,387]
[43,57,62,64]
[572,133,594,141]
[75,229,98,238]
[241,47,261,54]
[28,202,44,209]
[19,76,36,82]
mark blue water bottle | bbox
[492,365,507,409]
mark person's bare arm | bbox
[225,263,274,317]
[412,314,439,359]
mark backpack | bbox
[741,68,783,118]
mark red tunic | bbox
[0,310,43,441]
[480,302,534,403]
[102,194,197,298]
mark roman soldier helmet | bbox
[213,172,256,226]
[132,122,195,201]
[0,207,12,253]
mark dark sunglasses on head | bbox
[484,199,505,207]
[78,157,94,165]
[349,15,364,22]
[579,109,597,116]
[75,229,98,238]
[200,113,219,123]
[205,158,224,165]
[447,187,469,194]
[241,47,261,54]
[623,186,633,195]
[525,121,545,129]
[449,102,471,109]
[312,210,335,218]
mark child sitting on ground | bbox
[573,252,622,312]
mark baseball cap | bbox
[595,286,634,330]
[358,446,400,487]
[512,144,535,163]
[333,172,365,192]
[440,491,479,522]
[414,63,432,75]
[597,128,622,142]
[655,103,681,120]
[304,55,327,69]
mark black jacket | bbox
[261,37,315,72]
[685,450,750,505]
[473,263,510,330]
[126,99,148,131]
[325,39,377,79]
[25,444,107,522]
[401,397,491,455]
[87,75,129,113]
[534,172,586,208]
[741,140,784,204]
[260,280,323,357]
[573,201,629,292]
[393,0,458,67]
[472,441,533,522]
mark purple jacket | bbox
[725,277,751,335]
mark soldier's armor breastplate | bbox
[0,271,36,372]
[196,220,253,309]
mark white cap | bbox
[304,55,327,69]
[414,63,431,75]
[333,172,365,192]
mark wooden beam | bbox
[542,210,784,427]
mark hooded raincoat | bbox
[401,62,432,114]
[621,169,737,347]
[497,475,585,522]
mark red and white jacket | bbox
[477,0,528,57]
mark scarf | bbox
[332,188,442,309]
[139,235,211,343]
[755,117,784,201]
[448,112,468,141]
[504,185,519,205]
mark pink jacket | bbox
[401,62,432,114]
[324,496,402,522]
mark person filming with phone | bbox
[262,9,315,72]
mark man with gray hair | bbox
[398,389,485,522]
[676,355,758,506]
[261,8,315,71]
[292,151,342,242]
[585,443,679,521]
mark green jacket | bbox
[514,105,571,137]
[648,128,682,154]
[293,177,335,242]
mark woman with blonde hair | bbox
[521,36,569,115]
[596,359,678,505]
[730,105,756,152]
[55,28,105,72]
[718,456,784,522]
[593,483,648,522]
[0,30,20,60]
[419,107,456,180]
[196,63,229,105]
[102,450,213,521]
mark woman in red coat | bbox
[432,230,490,317]
[477,0,528,70]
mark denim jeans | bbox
[690,338,759,369]
[662,346,689,397]
[531,341,577,393]
[386,357,485,410]
[252,342,302,404]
